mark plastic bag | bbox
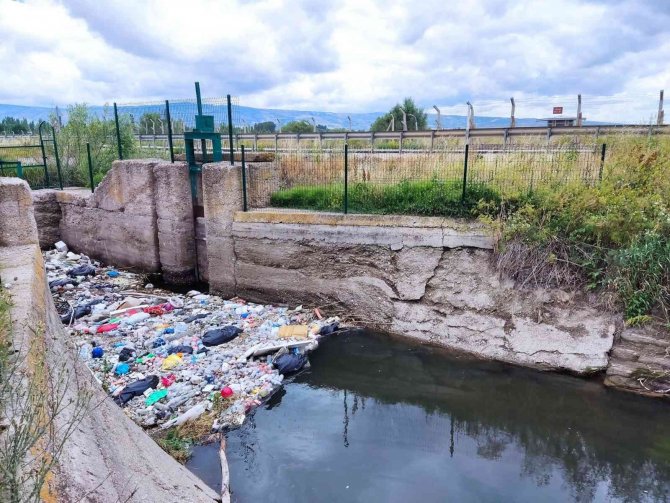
[118,347,135,362]
[67,264,96,277]
[114,375,159,406]
[202,326,242,347]
[319,321,340,335]
[167,344,193,355]
[273,353,307,374]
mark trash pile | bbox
[45,241,341,432]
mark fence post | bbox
[52,127,63,190]
[598,143,606,181]
[165,100,175,163]
[344,144,349,214]
[38,122,50,187]
[113,103,123,160]
[16,161,23,179]
[461,143,469,203]
[86,142,95,193]
[241,145,248,211]
[227,94,234,165]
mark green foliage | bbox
[138,112,162,135]
[282,120,313,133]
[371,97,428,132]
[0,117,39,134]
[499,135,670,321]
[55,104,135,188]
[271,179,502,217]
[253,121,276,133]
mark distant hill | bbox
[0,102,599,131]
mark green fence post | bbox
[114,102,123,160]
[227,94,234,165]
[461,143,469,203]
[598,143,606,182]
[165,100,175,163]
[241,145,248,211]
[86,142,95,193]
[52,127,63,190]
[344,144,349,214]
[38,121,50,187]
[16,161,23,179]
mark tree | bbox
[282,120,313,134]
[370,97,428,132]
[253,121,276,134]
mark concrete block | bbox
[0,178,39,247]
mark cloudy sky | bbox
[0,0,668,121]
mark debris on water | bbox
[44,245,344,435]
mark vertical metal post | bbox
[577,94,583,127]
[86,142,95,193]
[598,143,606,181]
[657,90,665,126]
[344,144,349,214]
[241,145,248,211]
[227,94,234,165]
[113,102,123,160]
[461,143,469,203]
[38,121,50,187]
[52,127,63,190]
[165,100,175,163]
[510,97,516,128]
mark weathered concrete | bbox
[0,177,218,502]
[0,178,39,247]
[230,222,616,374]
[605,324,670,397]
[32,160,197,283]
[202,162,244,297]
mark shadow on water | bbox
[189,331,670,502]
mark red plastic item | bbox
[161,374,177,387]
[143,305,166,316]
[96,323,119,333]
[220,386,234,398]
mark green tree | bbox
[253,121,276,133]
[370,97,428,132]
[55,104,135,187]
[282,120,313,133]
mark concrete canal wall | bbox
[25,160,670,396]
[0,178,218,502]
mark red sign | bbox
[553,106,563,114]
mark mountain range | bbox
[0,102,589,131]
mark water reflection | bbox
[223,331,670,502]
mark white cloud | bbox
[0,0,668,121]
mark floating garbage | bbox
[43,244,344,435]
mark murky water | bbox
[188,330,670,502]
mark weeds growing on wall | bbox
[494,135,670,324]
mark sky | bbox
[0,0,668,122]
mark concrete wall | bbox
[0,178,218,502]
[33,159,197,284]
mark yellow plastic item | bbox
[278,325,309,339]
[162,354,182,370]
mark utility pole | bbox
[347,115,352,131]
[433,105,441,130]
[577,94,583,127]
[275,118,282,133]
[310,117,316,132]
[510,97,516,128]
[657,89,665,126]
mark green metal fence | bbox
[243,142,606,217]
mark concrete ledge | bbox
[233,211,493,250]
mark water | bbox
[187,331,670,502]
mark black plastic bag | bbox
[184,313,209,323]
[67,264,96,278]
[49,278,77,289]
[60,305,91,324]
[167,344,194,355]
[273,353,308,375]
[202,326,242,347]
[319,321,340,335]
[118,347,135,362]
[114,375,159,406]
